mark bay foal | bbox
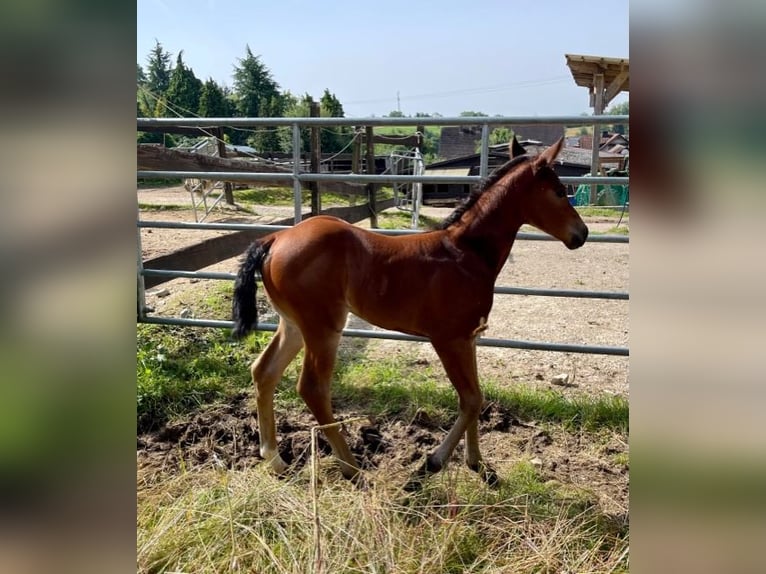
[232,137,588,487]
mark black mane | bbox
[438,154,530,230]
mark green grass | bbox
[138,203,188,211]
[137,178,183,188]
[330,355,628,432]
[137,318,627,435]
[377,210,442,230]
[576,206,629,218]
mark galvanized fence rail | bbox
[137,115,629,357]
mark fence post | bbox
[292,123,303,223]
[310,102,321,216]
[365,126,378,228]
[215,127,235,205]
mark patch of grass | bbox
[138,178,183,188]
[483,382,629,433]
[232,186,377,209]
[377,209,442,230]
[576,206,629,218]
[136,323,271,431]
[233,186,308,206]
[137,323,628,434]
[138,203,188,211]
[137,462,628,573]
[331,355,628,432]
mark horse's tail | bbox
[231,238,274,339]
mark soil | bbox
[137,185,629,514]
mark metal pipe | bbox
[139,268,628,300]
[479,124,489,178]
[494,286,628,300]
[136,219,629,243]
[292,123,303,223]
[136,170,628,187]
[138,115,629,129]
[140,316,628,356]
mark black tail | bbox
[231,239,273,339]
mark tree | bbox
[489,127,514,146]
[164,51,203,117]
[145,40,172,96]
[137,63,146,85]
[320,89,351,153]
[459,110,488,117]
[198,78,231,118]
[607,100,629,134]
[232,45,281,117]
[279,92,313,152]
[232,45,284,151]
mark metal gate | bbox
[137,115,629,357]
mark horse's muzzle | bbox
[567,225,589,249]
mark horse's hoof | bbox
[403,458,441,492]
[468,461,501,488]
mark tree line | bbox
[137,41,352,153]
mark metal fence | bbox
[137,115,629,357]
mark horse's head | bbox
[513,136,588,249]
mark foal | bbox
[232,136,588,487]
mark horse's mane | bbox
[437,154,530,230]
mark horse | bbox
[232,136,588,489]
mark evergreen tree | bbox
[319,89,351,153]
[198,78,231,117]
[137,63,146,85]
[232,46,284,151]
[232,45,281,117]
[279,92,313,152]
[164,51,203,117]
[145,40,172,96]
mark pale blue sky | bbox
[137,0,628,118]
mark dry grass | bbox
[138,455,628,574]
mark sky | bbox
[137,0,629,118]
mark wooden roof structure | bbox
[564,54,629,187]
[565,54,629,110]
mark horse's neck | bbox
[450,189,523,276]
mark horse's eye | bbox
[556,187,567,199]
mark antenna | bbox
[397,90,401,113]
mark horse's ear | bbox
[509,135,526,158]
[534,136,565,168]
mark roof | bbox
[425,143,624,172]
[565,54,630,92]
[438,126,483,159]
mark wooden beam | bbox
[369,134,421,147]
[591,73,604,204]
[365,126,378,228]
[214,128,235,205]
[309,102,321,216]
[604,67,629,106]
[137,144,366,196]
[142,198,396,289]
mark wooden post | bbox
[215,128,235,206]
[590,73,604,205]
[365,126,378,228]
[309,102,321,216]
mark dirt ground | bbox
[137,185,629,513]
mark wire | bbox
[344,76,571,106]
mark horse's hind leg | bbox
[251,317,303,474]
[298,330,360,480]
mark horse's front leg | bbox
[405,335,496,490]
